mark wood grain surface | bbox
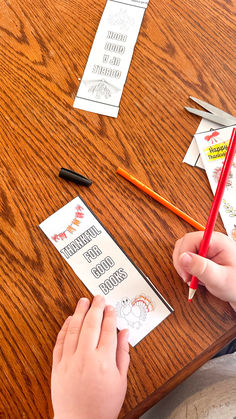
[0,0,236,417]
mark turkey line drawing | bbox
[116,295,154,329]
[83,79,120,99]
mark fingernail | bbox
[94,295,105,304]
[122,329,129,339]
[106,305,115,312]
[64,316,71,326]
[124,330,130,346]
[180,252,193,267]
[79,297,89,305]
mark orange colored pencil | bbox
[116,167,205,231]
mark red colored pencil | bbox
[189,127,236,301]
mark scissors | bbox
[185,96,236,126]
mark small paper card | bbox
[73,0,149,117]
[195,125,236,241]
[183,118,222,169]
[39,197,173,346]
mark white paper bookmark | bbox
[73,0,149,117]
[195,125,236,241]
[40,197,173,346]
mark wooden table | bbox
[0,0,235,417]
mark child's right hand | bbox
[173,231,236,311]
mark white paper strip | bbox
[73,0,149,117]
[39,197,173,346]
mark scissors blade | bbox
[189,96,236,124]
[185,107,236,126]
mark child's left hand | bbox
[51,295,130,419]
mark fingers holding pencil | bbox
[117,126,236,303]
[188,127,236,301]
[173,231,236,307]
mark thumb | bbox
[180,252,227,292]
[116,329,130,377]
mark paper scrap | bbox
[39,197,173,346]
[73,0,149,117]
[183,118,223,169]
[195,125,236,241]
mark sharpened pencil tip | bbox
[188,288,196,301]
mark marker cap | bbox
[59,168,92,186]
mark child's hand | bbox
[51,295,130,419]
[173,231,236,311]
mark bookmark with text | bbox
[40,196,173,346]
